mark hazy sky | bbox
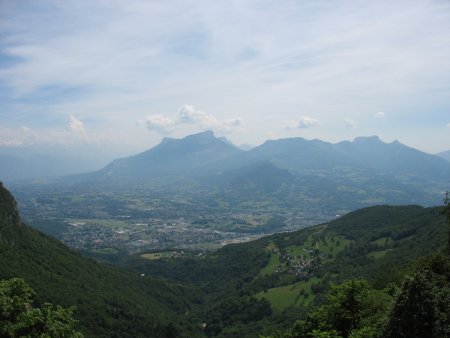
[1,0,450,155]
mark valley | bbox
[7,131,450,256]
[11,182,331,254]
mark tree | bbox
[0,278,83,338]
[443,191,450,255]
[284,279,391,338]
[385,269,450,338]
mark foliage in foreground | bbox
[263,256,450,338]
[0,278,83,338]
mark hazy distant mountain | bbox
[239,135,450,180]
[94,130,242,180]
[62,132,450,209]
[243,137,359,172]
[205,161,294,192]
[207,135,450,208]
[335,136,450,180]
[437,150,450,162]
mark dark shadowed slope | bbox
[0,182,203,338]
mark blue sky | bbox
[1,0,450,156]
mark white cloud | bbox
[446,123,450,128]
[375,111,385,118]
[144,115,176,134]
[0,126,39,146]
[0,117,102,147]
[179,105,219,129]
[141,105,244,134]
[178,105,207,124]
[344,118,357,129]
[298,116,320,129]
[68,114,86,134]
[224,117,243,127]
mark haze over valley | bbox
[6,131,450,256]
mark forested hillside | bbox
[126,204,449,337]
[0,182,202,338]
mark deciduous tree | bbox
[0,278,83,338]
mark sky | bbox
[1,0,450,159]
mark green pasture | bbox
[256,277,320,312]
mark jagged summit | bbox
[184,129,215,139]
[161,130,215,144]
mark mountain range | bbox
[64,131,450,211]
[3,131,449,232]
[82,131,450,182]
